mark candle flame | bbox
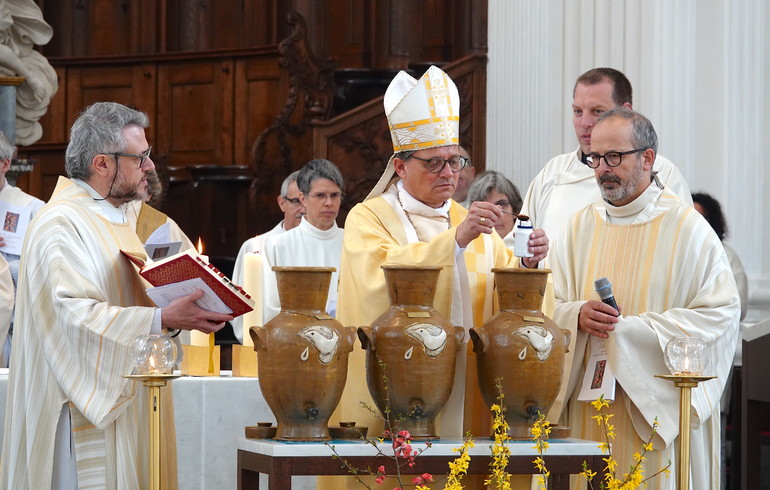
[149,354,158,374]
[197,237,204,254]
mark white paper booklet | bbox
[143,222,182,260]
[146,277,233,314]
[578,334,617,402]
[0,200,34,256]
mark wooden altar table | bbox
[237,436,605,489]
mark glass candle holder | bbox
[133,333,183,375]
[664,336,709,375]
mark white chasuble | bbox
[551,190,739,490]
[1,177,173,490]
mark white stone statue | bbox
[0,0,57,145]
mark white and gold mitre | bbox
[384,66,460,152]
[365,66,460,200]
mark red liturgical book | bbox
[122,248,254,317]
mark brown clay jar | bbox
[358,265,464,440]
[469,268,571,439]
[250,266,356,441]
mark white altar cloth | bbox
[0,369,298,489]
[173,371,276,489]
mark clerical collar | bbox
[395,180,452,218]
[298,216,339,238]
[72,178,129,224]
[604,182,663,219]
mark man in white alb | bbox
[551,108,738,490]
[521,67,692,243]
[231,170,304,341]
[0,102,233,489]
[261,159,344,322]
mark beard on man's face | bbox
[597,166,644,205]
[110,176,148,204]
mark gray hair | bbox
[467,170,523,214]
[65,102,150,180]
[0,131,12,161]
[393,150,415,161]
[296,159,343,194]
[279,170,301,197]
[596,107,658,154]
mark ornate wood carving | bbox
[248,11,336,224]
[27,3,487,260]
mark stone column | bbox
[0,76,24,145]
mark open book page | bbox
[146,277,233,314]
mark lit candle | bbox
[241,253,263,347]
[190,237,212,347]
[196,237,209,262]
[148,352,159,374]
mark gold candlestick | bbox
[125,374,181,490]
[655,374,715,490]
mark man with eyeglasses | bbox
[0,130,44,368]
[335,66,549,447]
[550,108,738,490]
[520,68,691,244]
[261,159,345,323]
[1,102,233,489]
[230,170,304,342]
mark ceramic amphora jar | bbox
[358,265,465,440]
[469,268,571,439]
[250,266,356,441]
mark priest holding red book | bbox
[0,102,232,489]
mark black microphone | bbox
[594,277,619,316]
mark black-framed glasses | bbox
[408,155,468,174]
[284,196,302,205]
[585,148,646,169]
[112,146,152,169]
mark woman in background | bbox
[467,170,523,248]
